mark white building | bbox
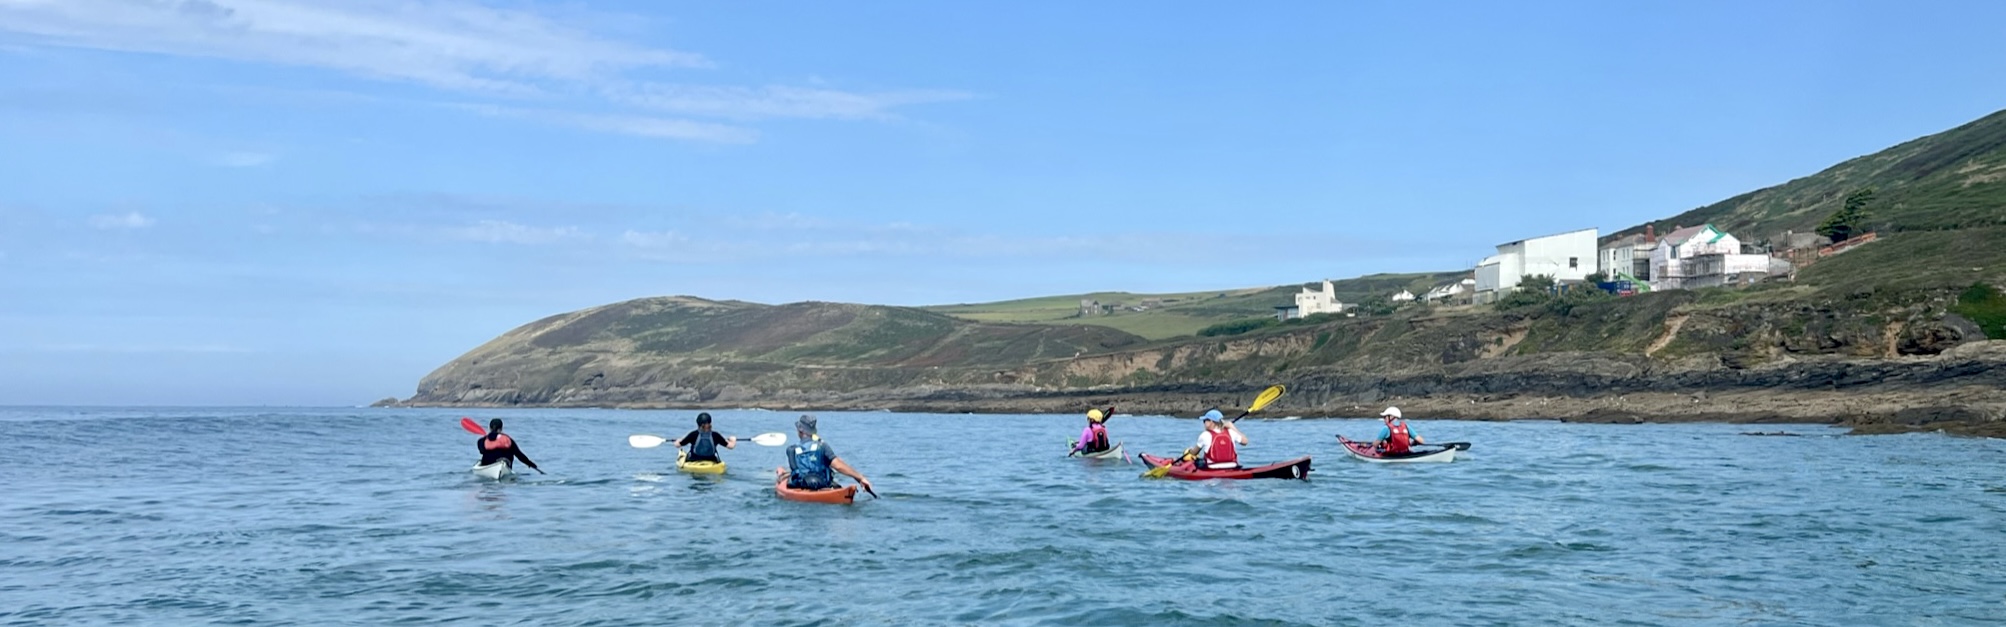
[1473,228,1599,303]
[1424,278,1477,303]
[1598,232,1656,282]
[1391,289,1415,302]
[1292,279,1345,317]
[1649,224,1778,290]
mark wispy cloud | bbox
[608,84,976,121]
[460,104,757,143]
[0,0,706,94]
[445,220,585,244]
[0,1,969,142]
[620,229,686,248]
[88,211,156,229]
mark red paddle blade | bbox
[459,417,485,435]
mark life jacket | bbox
[1384,422,1412,455]
[787,439,834,489]
[689,429,718,459]
[1087,423,1110,452]
[1204,428,1237,465]
[481,433,514,452]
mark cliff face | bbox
[402,286,2006,436]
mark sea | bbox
[3,407,2002,626]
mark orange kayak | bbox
[774,471,858,504]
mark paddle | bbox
[1431,442,1473,451]
[628,432,788,449]
[1229,385,1286,422]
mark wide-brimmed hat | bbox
[795,414,818,435]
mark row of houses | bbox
[1463,223,1790,302]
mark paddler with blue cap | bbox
[1179,408,1247,469]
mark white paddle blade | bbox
[747,432,788,447]
[628,434,668,449]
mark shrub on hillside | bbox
[1952,282,2006,340]
[1198,318,1279,337]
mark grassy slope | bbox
[1610,108,2006,243]
[923,272,1467,339]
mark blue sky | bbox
[3,0,2005,405]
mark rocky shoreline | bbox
[388,384,2006,438]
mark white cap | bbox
[1380,406,1402,419]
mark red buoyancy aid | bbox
[1088,423,1110,450]
[1205,428,1237,465]
[1384,422,1412,455]
[481,433,514,452]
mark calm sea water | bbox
[3,407,2003,626]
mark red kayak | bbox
[1139,454,1312,480]
[774,471,858,504]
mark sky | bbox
[3,0,2006,405]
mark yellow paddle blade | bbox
[1247,385,1285,414]
[1141,464,1172,479]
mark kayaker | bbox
[778,415,874,494]
[476,418,540,472]
[1374,406,1425,455]
[1072,407,1114,455]
[1183,409,1247,469]
[677,412,736,463]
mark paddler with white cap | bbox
[1373,406,1425,455]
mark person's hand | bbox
[858,477,876,494]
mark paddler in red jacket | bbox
[1374,406,1424,455]
[1182,409,1247,469]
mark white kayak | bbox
[1337,436,1457,463]
[470,461,514,479]
[1068,440,1128,462]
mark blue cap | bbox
[1200,409,1224,422]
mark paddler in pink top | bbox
[1071,407,1115,455]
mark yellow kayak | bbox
[676,450,726,475]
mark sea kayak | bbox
[1138,454,1312,480]
[470,461,513,480]
[774,471,858,504]
[1337,436,1457,463]
[676,450,726,475]
[1068,440,1127,462]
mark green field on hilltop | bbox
[923,272,1467,339]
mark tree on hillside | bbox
[1818,187,1875,244]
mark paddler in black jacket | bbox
[477,418,542,473]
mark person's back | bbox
[475,418,538,471]
[679,412,733,463]
[785,438,836,489]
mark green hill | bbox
[923,272,1468,339]
[402,109,2006,434]
[1614,108,2006,244]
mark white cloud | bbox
[445,219,584,244]
[0,0,706,94]
[0,1,970,141]
[460,104,757,143]
[216,150,276,167]
[608,84,975,120]
[88,211,156,229]
[620,229,686,248]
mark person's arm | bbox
[830,456,873,494]
[677,431,697,448]
[1411,427,1424,446]
[1227,422,1248,445]
[511,444,540,471]
[718,432,737,449]
[1076,426,1095,451]
[1377,425,1391,441]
